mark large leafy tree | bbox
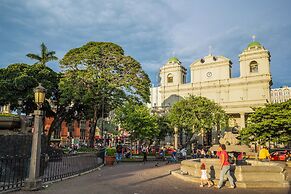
[0,63,59,115]
[156,115,172,144]
[167,95,228,146]
[240,100,291,145]
[114,102,159,143]
[26,43,58,65]
[59,42,151,146]
[0,50,81,144]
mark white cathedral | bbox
[150,40,272,144]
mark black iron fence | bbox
[42,150,105,182]
[0,134,32,193]
[0,154,30,192]
[0,147,105,193]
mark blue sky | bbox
[0,0,291,88]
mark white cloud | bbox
[1,0,291,87]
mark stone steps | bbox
[171,170,290,188]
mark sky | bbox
[0,0,291,88]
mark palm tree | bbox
[26,42,58,65]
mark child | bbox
[200,163,212,187]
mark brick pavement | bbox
[15,161,290,194]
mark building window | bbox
[167,73,173,83]
[250,61,258,73]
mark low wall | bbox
[179,158,289,188]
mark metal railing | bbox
[0,154,30,192]
[42,150,105,182]
[0,149,105,193]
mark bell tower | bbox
[239,38,271,77]
[160,57,187,86]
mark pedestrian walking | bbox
[142,146,147,164]
[199,163,213,187]
[180,147,187,160]
[116,142,123,163]
[216,144,222,158]
[167,149,177,163]
[217,144,235,189]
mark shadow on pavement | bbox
[130,173,170,186]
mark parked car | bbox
[270,150,290,161]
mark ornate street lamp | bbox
[23,83,46,191]
[34,83,46,109]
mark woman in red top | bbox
[217,144,235,189]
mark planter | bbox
[0,116,21,130]
[105,156,116,165]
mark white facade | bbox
[271,86,291,103]
[150,41,272,131]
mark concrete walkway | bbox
[15,162,290,194]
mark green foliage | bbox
[106,147,116,156]
[59,42,151,146]
[0,63,59,114]
[60,42,151,106]
[156,115,172,142]
[167,95,228,134]
[114,102,159,142]
[0,113,17,117]
[240,100,291,144]
[167,95,228,147]
[26,42,58,65]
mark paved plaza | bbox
[15,161,289,194]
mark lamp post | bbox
[17,98,23,116]
[24,83,46,190]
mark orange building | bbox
[44,117,93,145]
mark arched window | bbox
[167,73,173,83]
[250,61,258,73]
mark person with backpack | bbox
[217,144,235,189]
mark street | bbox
[15,161,289,194]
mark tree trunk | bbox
[47,106,74,146]
[47,115,64,145]
[89,106,98,147]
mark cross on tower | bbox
[172,51,176,57]
[208,45,212,56]
[252,35,256,42]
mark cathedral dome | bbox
[167,57,181,64]
[247,41,262,48]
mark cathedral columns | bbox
[240,113,246,129]
[174,127,178,149]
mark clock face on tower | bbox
[206,72,212,77]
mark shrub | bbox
[0,113,18,117]
[106,148,116,156]
[77,146,96,153]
